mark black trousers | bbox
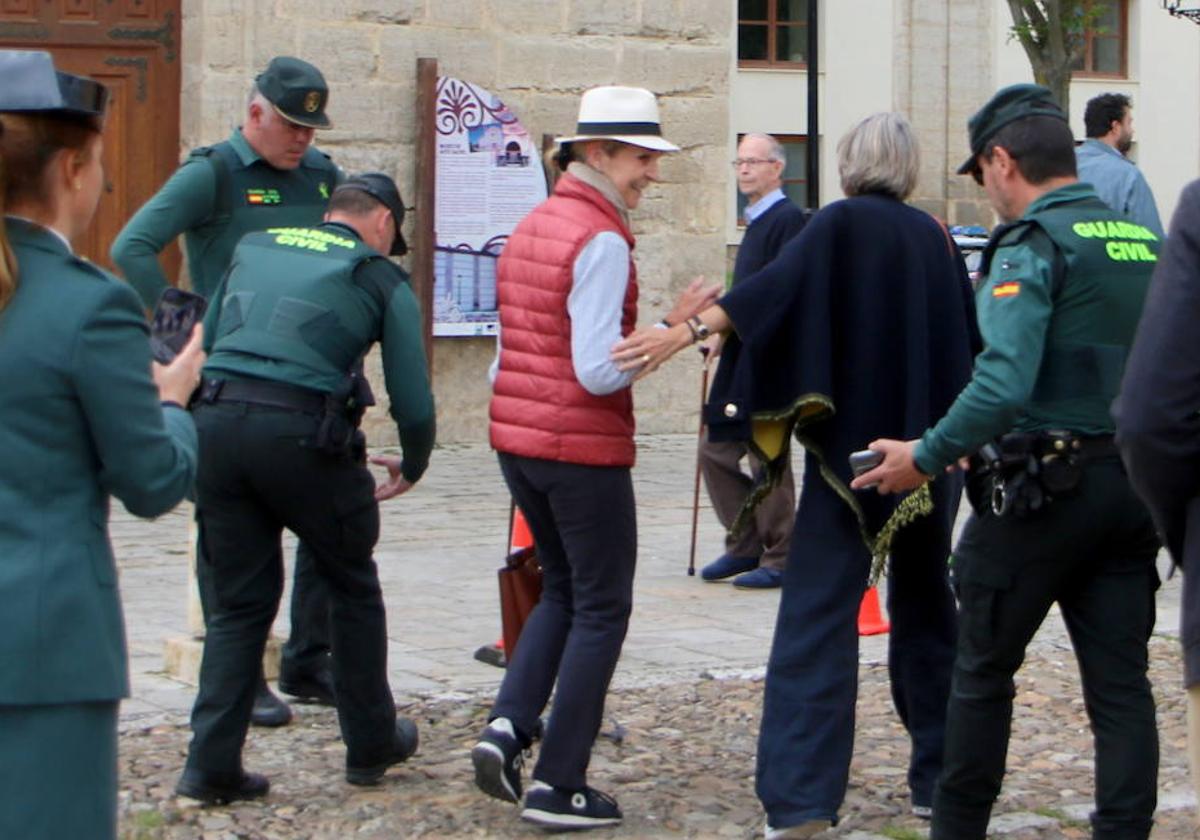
[757,457,958,828]
[491,453,637,791]
[185,402,395,774]
[281,541,331,679]
[932,458,1161,840]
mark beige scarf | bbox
[566,162,631,230]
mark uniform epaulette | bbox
[187,145,216,160]
[980,219,1040,277]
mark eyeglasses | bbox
[731,157,776,168]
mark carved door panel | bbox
[0,0,181,275]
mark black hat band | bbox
[574,121,663,137]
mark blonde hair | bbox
[0,112,101,311]
[837,112,920,201]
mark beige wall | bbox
[181,0,733,444]
[992,0,1200,228]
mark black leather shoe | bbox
[346,717,419,786]
[278,668,336,706]
[176,768,270,805]
[250,681,292,728]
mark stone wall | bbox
[181,0,732,445]
[893,0,995,227]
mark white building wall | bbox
[728,0,894,243]
[992,0,1200,226]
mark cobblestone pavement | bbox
[114,435,1195,838]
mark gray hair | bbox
[836,112,919,201]
[741,132,786,166]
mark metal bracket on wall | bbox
[108,9,176,61]
[104,55,149,102]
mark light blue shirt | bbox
[743,187,786,226]
[488,230,634,395]
[1075,139,1164,239]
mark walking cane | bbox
[688,346,712,576]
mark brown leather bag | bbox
[498,544,542,660]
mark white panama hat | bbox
[555,85,680,152]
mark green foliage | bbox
[1005,1,1112,113]
[880,827,927,840]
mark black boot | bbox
[250,679,292,728]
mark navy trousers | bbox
[491,453,637,791]
[757,454,958,828]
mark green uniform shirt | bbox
[111,128,339,307]
[202,222,435,481]
[915,182,1157,475]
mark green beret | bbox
[255,56,331,130]
[958,83,1066,175]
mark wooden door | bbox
[0,0,181,275]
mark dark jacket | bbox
[1114,178,1200,685]
[709,193,980,541]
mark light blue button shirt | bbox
[1075,139,1164,239]
[743,187,786,226]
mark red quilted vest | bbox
[489,173,639,467]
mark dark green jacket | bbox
[111,128,339,307]
[916,182,1157,474]
[203,222,435,481]
[0,218,198,704]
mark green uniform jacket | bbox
[110,128,339,307]
[203,222,436,482]
[916,183,1158,474]
[0,219,198,704]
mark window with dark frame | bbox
[735,134,807,225]
[1070,0,1128,77]
[738,0,809,68]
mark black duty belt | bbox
[199,378,327,416]
[1039,433,1117,461]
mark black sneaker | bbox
[521,782,622,830]
[345,717,419,786]
[471,717,527,803]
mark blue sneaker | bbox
[700,553,759,581]
[521,781,622,829]
[732,567,783,589]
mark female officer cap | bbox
[0,50,108,118]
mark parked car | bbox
[951,225,989,288]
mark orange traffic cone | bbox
[857,586,890,636]
[495,507,536,654]
[510,506,534,552]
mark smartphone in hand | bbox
[849,449,884,487]
[149,288,207,364]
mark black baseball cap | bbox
[958,83,1067,175]
[0,50,108,119]
[334,173,408,256]
[255,56,331,129]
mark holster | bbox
[313,365,375,458]
[966,430,1092,518]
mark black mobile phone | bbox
[849,449,884,478]
[149,288,207,364]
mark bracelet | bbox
[684,318,700,343]
[688,315,711,341]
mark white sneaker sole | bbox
[520,807,622,829]
[471,741,519,803]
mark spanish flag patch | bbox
[992,281,1020,298]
